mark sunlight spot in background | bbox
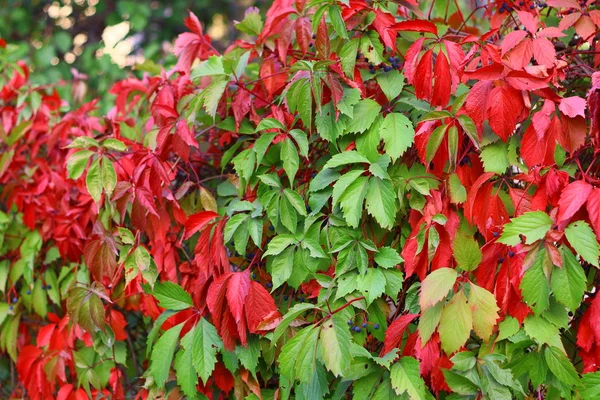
[100,21,136,67]
[207,14,227,41]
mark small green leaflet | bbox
[498,211,553,246]
[480,140,510,174]
[550,247,586,311]
[418,301,442,343]
[544,346,581,387]
[148,281,194,311]
[272,303,317,343]
[365,177,397,229]
[564,221,600,267]
[390,357,427,399]
[86,158,103,203]
[379,113,414,162]
[448,173,467,204]
[357,268,386,306]
[520,249,551,314]
[452,233,482,271]
[376,71,404,102]
[374,246,403,268]
[419,267,457,310]
[148,322,185,388]
[439,290,473,354]
[468,283,499,341]
[319,314,352,377]
[67,150,93,180]
[191,318,223,383]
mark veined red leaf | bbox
[184,211,220,239]
[557,180,593,225]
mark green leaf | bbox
[374,247,403,268]
[365,177,397,229]
[565,221,600,267]
[338,176,369,228]
[191,55,226,78]
[102,138,127,152]
[174,347,198,399]
[357,268,386,306]
[272,303,317,343]
[480,140,510,174]
[339,38,359,77]
[148,322,185,388]
[324,151,370,170]
[287,79,312,131]
[581,372,600,399]
[419,267,458,310]
[319,314,352,377]
[200,77,228,118]
[524,314,561,347]
[425,124,447,164]
[379,112,415,162]
[497,316,519,341]
[468,283,499,341]
[448,173,467,204]
[452,233,482,271]
[376,71,404,102]
[150,281,194,311]
[520,249,551,314]
[443,370,479,395]
[551,247,586,311]
[283,188,307,216]
[390,357,426,399]
[346,99,381,134]
[457,114,479,146]
[289,129,309,157]
[281,138,300,184]
[100,158,117,196]
[418,301,442,343]
[85,158,103,203]
[191,318,223,384]
[270,247,295,289]
[67,150,94,180]
[263,234,297,257]
[439,290,473,354]
[498,211,553,246]
[279,326,319,382]
[544,346,581,387]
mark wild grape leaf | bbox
[148,322,185,388]
[468,283,499,341]
[390,357,426,399]
[551,247,586,311]
[520,249,551,314]
[557,180,593,225]
[419,267,458,310]
[365,177,397,229]
[439,290,473,354]
[379,113,414,162]
[191,318,223,384]
[498,211,553,246]
[565,221,600,267]
[319,314,352,377]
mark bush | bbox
[2,1,600,399]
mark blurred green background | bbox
[1,0,260,110]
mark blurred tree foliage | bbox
[0,0,257,110]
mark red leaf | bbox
[295,17,312,55]
[414,50,433,102]
[393,20,438,35]
[184,211,220,239]
[431,52,451,107]
[587,189,600,239]
[381,314,418,355]
[462,63,505,81]
[226,270,252,323]
[246,281,282,333]
[135,186,159,217]
[487,83,524,141]
[557,180,593,225]
[559,96,587,119]
[532,37,556,66]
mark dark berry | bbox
[11,297,17,303]
[493,231,499,237]
[309,43,313,47]
[383,66,392,72]
[269,225,274,231]
[530,4,534,9]
[266,282,273,288]
[46,285,52,289]
[519,1,524,4]
[374,324,380,330]
[283,295,289,300]
[355,327,361,333]
[498,257,505,264]
[251,272,257,279]
[388,56,395,63]
[312,34,316,39]
[361,322,368,328]
[509,251,515,257]
[9,305,13,311]
[299,296,305,302]
[364,58,369,63]
[348,320,353,325]
[26,290,31,295]
[306,205,312,213]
